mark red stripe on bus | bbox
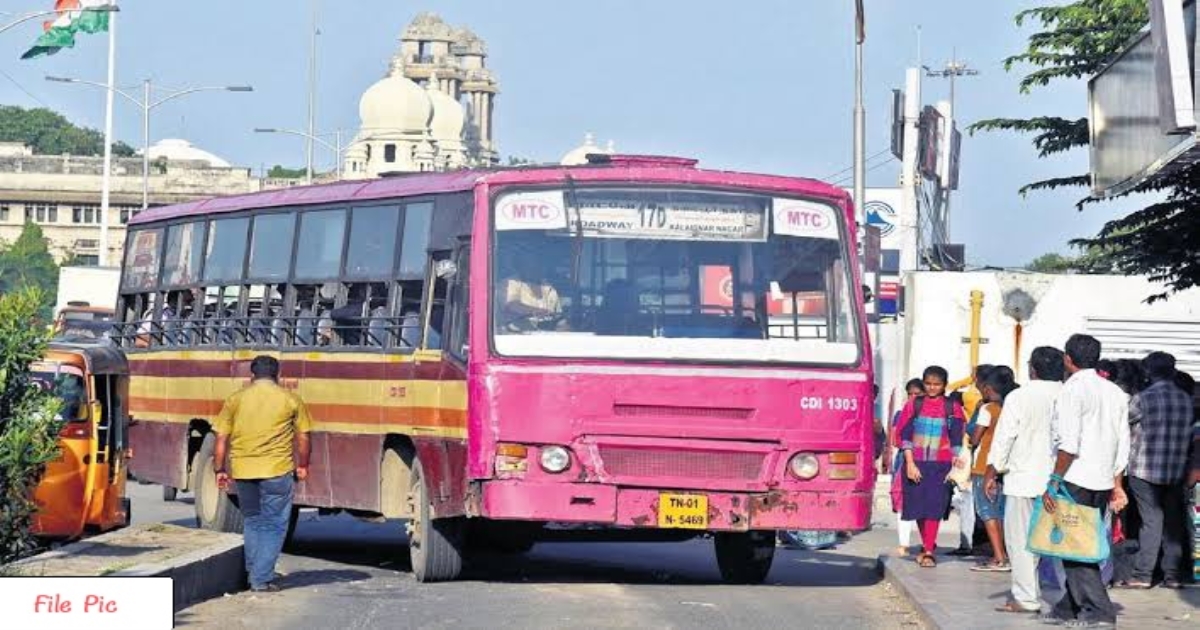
[129,357,453,381]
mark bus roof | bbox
[130,157,852,226]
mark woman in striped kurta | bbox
[897,365,967,568]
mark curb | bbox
[9,525,244,612]
[876,555,942,630]
[112,533,245,611]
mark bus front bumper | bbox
[478,481,871,532]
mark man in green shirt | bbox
[213,355,313,592]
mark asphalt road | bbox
[127,483,923,630]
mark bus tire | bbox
[162,486,178,502]
[713,530,775,584]
[407,459,463,582]
[193,434,243,534]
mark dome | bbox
[560,132,613,165]
[143,138,230,167]
[426,73,465,142]
[358,72,432,135]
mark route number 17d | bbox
[639,205,667,228]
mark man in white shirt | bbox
[1042,334,1130,628]
[985,347,1065,614]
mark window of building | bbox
[120,208,132,224]
[294,209,346,280]
[72,204,100,224]
[248,213,296,280]
[74,254,100,266]
[384,144,397,163]
[0,204,9,222]
[345,206,399,278]
[398,202,433,278]
[26,203,57,223]
[202,217,250,283]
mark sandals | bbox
[916,552,937,568]
[971,560,1012,573]
[994,601,1039,614]
[1112,580,1151,590]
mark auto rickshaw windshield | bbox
[32,368,87,421]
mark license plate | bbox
[657,493,709,529]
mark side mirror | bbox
[862,284,875,304]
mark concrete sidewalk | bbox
[871,476,1198,628]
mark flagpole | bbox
[99,9,116,267]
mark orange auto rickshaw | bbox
[30,340,131,540]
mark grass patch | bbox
[98,562,135,576]
[143,524,169,533]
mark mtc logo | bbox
[781,209,829,230]
[502,201,562,222]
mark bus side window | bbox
[446,245,470,359]
[396,280,424,350]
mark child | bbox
[897,365,967,568]
[969,366,1018,572]
[891,378,925,557]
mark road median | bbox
[4,523,244,612]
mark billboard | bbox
[1089,0,1200,198]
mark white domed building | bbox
[343,13,498,179]
[560,132,616,166]
[143,138,231,167]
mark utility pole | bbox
[924,51,978,243]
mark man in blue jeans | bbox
[213,356,313,592]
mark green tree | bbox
[0,288,60,563]
[0,105,135,157]
[973,1,1200,300]
[0,223,61,319]
[1026,252,1077,274]
[267,165,306,179]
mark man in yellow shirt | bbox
[213,355,313,593]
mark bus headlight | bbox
[539,446,571,473]
[788,452,820,480]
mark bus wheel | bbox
[713,530,775,584]
[162,486,178,502]
[193,434,244,534]
[407,459,463,582]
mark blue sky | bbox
[0,0,1143,267]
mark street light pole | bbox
[254,127,344,180]
[47,76,253,211]
[305,0,319,185]
[142,79,150,211]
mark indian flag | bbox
[21,0,114,60]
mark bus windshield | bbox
[491,186,861,365]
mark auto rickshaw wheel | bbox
[193,433,244,533]
[162,486,178,502]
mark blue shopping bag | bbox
[1027,485,1110,564]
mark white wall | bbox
[886,272,1200,404]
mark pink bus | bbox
[120,154,874,583]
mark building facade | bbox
[0,140,259,264]
[343,13,500,179]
